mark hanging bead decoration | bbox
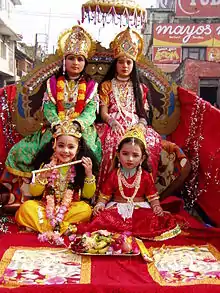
[81,0,147,29]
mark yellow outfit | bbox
[15,172,95,235]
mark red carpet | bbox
[0,206,220,292]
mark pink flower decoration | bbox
[69,234,76,241]
[4,269,17,278]
[45,276,66,285]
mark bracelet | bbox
[95,202,105,208]
[36,176,48,186]
[151,203,161,208]
[98,192,111,201]
[146,192,160,201]
[139,118,148,127]
[84,175,96,184]
[148,196,160,202]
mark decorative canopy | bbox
[81,0,147,28]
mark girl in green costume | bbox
[3,26,101,190]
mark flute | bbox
[31,160,82,183]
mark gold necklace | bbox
[117,168,142,204]
[64,80,79,103]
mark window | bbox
[182,47,206,61]
[1,42,7,59]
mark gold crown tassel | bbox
[120,126,147,148]
[111,27,143,61]
[57,25,96,59]
[53,120,82,139]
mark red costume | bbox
[78,169,180,240]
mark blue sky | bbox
[13,0,157,52]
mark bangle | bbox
[148,196,160,202]
[139,118,148,127]
[36,176,48,186]
[96,202,105,208]
[147,193,159,202]
[84,175,96,184]
[98,192,111,201]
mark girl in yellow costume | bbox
[1,26,101,206]
[16,119,99,244]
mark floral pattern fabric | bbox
[0,247,90,287]
[148,244,220,286]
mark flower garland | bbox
[38,165,76,245]
[56,76,87,120]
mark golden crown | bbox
[53,120,82,139]
[57,25,96,59]
[111,27,143,61]
[120,126,147,148]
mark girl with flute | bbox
[15,119,99,244]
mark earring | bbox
[63,57,66,75]
[118,161,121,168]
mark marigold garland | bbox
[56,76,87,120]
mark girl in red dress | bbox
[78,127,181,240]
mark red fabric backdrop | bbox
[0,85,21,171]
[169,87,220,226]
[0,85,220,224]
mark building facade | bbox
[15,42,34,81]
[0,0,21,86]
[144,0,220,105]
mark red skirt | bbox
[77,208,180,240]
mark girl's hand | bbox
[108,118,124,136]
[152,204,164,217]
[82,157,93,178]
[93,202,105,216]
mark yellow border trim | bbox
[0,246,91,288]
[80,255,91,284]
[6,166,32,178]
[148,244,220,286]
[141,224,181,241]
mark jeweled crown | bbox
[57,25,96,59]
[121,126,146,148]
[53,120,82,139]
[111,27,143,61]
